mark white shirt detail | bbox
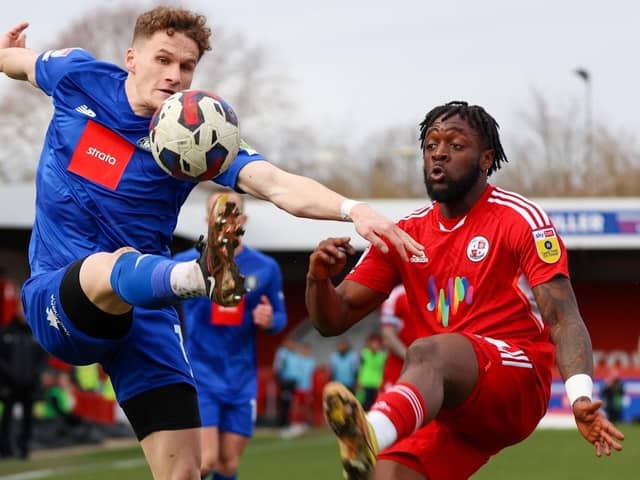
[438,216,467,232]
[46,306,59,329]
[75,104,96,118]
[409,254,429,263]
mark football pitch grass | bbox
[0,425,636,480]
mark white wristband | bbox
[340,199,365,221]
[564,374,593,406]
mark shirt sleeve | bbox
[35,48,95,96]
[511,216,570,288]
[346,245,401,295]
[212,141,265,191]
[264,259,288,335]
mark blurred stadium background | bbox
[1,0,640,478]
[1,185,639,478]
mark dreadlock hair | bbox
[419,101,508,176]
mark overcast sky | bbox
[3,0,639,143]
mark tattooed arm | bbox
[533,275,624,457]
[533,275,592,381]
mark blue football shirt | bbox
[175,246,287,403]
[30,48,262,275]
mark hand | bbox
[573,399,624,457]
[349,203,423,262]
[253,295,274,329]
[1,22,29,49]
[308,237,356,281]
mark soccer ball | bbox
[149,90,240,182]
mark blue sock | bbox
[110,252,182,308]
[213,473,237,480]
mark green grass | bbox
[0,425,636,479]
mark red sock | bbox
[370,382,426,438]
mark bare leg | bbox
[322,333,480,479]
[140,428,202,480]
[80,248,137,314]
[200,426,220,476]
[399,333,479,423]
[218,431,250,477]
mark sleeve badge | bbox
[532,227,562,263]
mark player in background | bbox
[379,284,413,391]
[175,190,287,480]
[329,339,359,393]
[0,8,423,480]
[306,101,624,479]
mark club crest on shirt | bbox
[533,227,561,263]
[136,136,152,152]
[467,236,489,262]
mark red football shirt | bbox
[348,185,569,348]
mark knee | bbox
[168,459,202,480]
[405,337,443,371]
[85,248,139,272]
[218,454,240,476]
[112,246,139,257]
[200,452,218,476]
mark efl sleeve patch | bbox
[532,227,562,263]
[36,48,93,95]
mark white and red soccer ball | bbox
[149,89,240,182]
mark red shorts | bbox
[378,333,554,480]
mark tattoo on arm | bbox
[534,276,593,379]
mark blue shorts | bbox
[198,390,256,437]
[22,267,195,403]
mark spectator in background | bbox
[0,299,48,459]
[74,364,101,393]
[38,369,80,427]
[284,342,316,438]
[357,333,387,410]
[176,190,288,480]
[0,268,18,329]
[380,285,415,391]
[601,370,625,423]
[329,339,359,392]
[273,337,299,430]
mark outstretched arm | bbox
[533,275,624,456]
[0,22,38,85]
[236,160,423,261]
[305,237,387,336]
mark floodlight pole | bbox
[574,68,592,167]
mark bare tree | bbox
[496,88,640,196]
[310,124,425,198]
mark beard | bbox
[424,160,482,203]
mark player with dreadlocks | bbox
[306,101,624,479]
